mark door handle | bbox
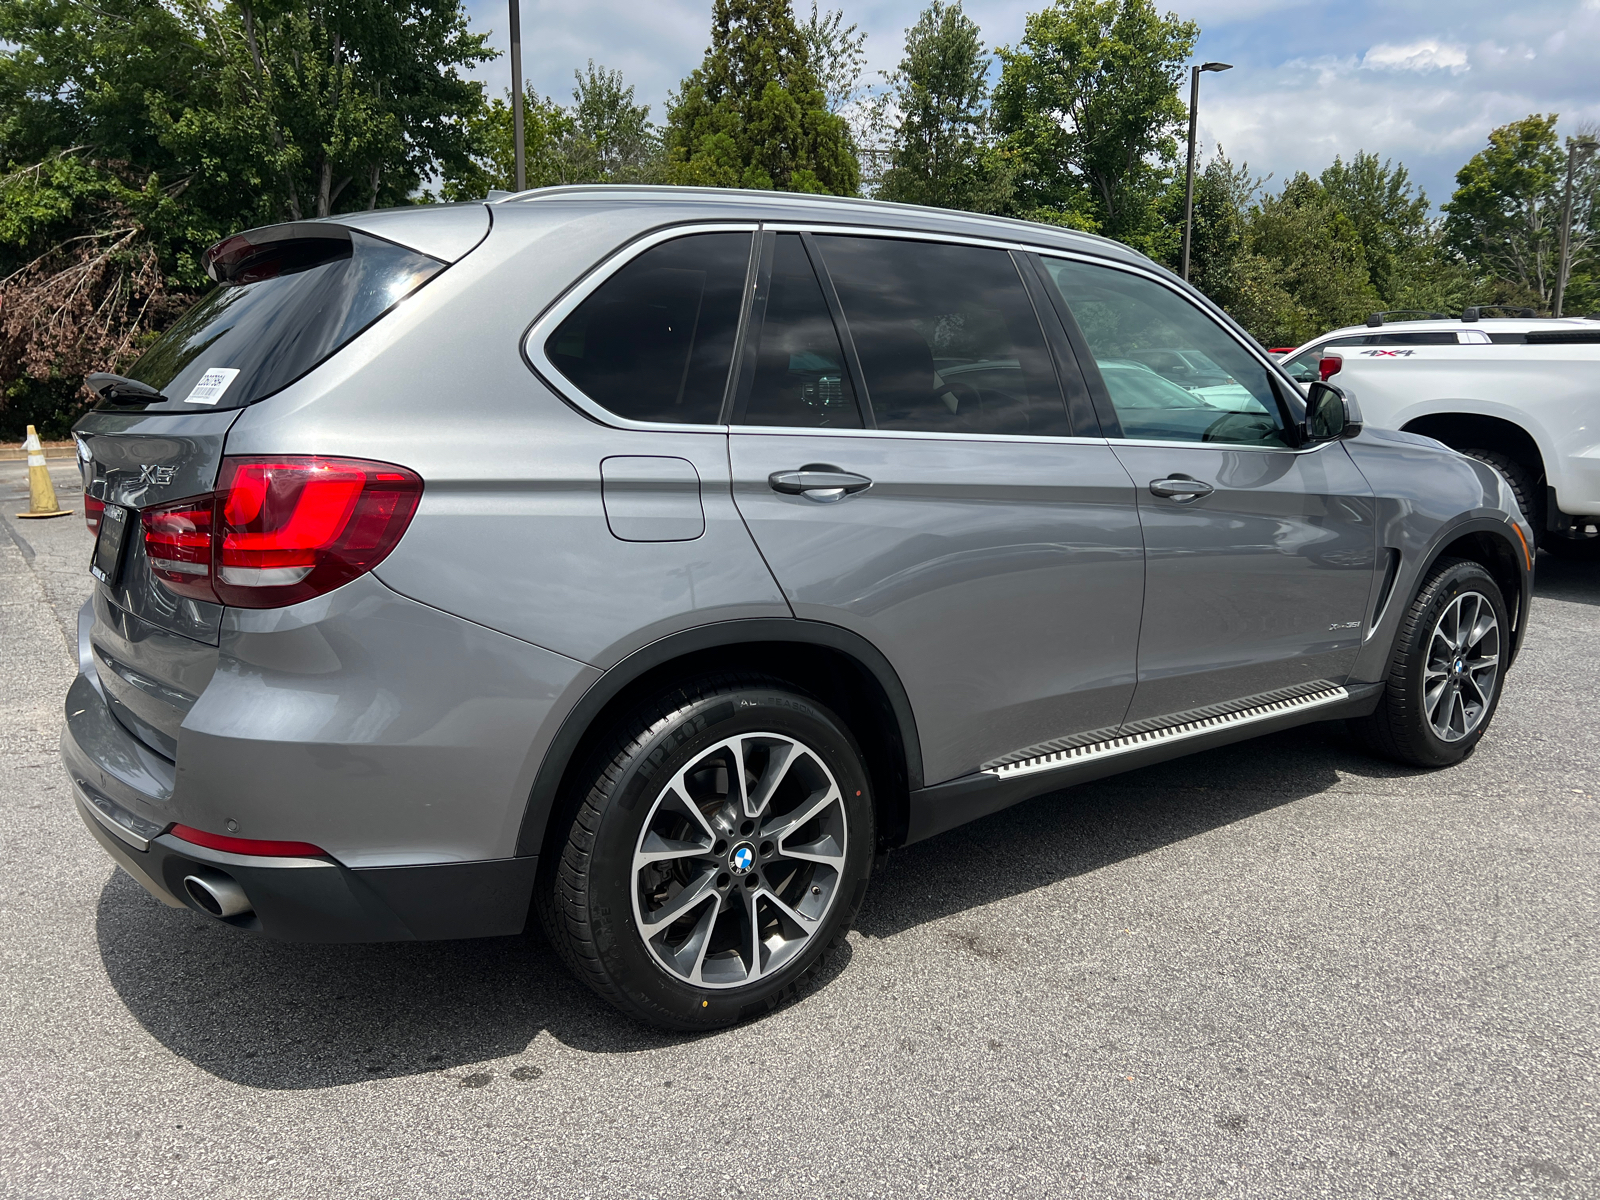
[769,467,873,503]
[1149,476,1214,501]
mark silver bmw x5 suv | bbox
[65,188,1534,1029]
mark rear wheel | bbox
[1354,558,1509,768]
[538,673,874,1031]
[1458,448,1544,538]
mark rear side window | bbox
[738,234,862,429]
[1372,331,1459,345]
[118,230,444,411]
[814,236,1070,436]
[546,232,752,424]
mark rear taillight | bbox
[1318,355,1342,381]
[84,495,105,537]
[143,498,218,602]
[140,456,422,609]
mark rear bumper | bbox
[63,677,538,942]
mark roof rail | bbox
[1364,310,1449,327]
[1461,305,1539,321]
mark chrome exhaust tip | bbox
[183,872,252,919]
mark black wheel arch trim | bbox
[1408,513,1533,668]
[513,618,925,858]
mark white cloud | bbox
[1360,40,1471,74]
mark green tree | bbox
[665,0,859,195]
[207,0,492,219]
[799,2,867,117]
[1318,152,1429,305]
[440,63,662,198]
[876,1,1010,214]
[1443,115,1567,307]
[438,84,576,198]
[0,0,492,437]
[1178,149,1256,307]
[567,61,662,183]
[1244,174,1380,345]
[992,0,1196,244]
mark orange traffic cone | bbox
[15,425,72,519]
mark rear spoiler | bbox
[202,207,491,283]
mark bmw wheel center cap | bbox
[729,843,756,875]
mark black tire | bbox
[537,672,875,1031]
[1353,557,1510,768]
[1458,447,1544,539]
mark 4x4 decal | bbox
[1359,349,1416,357]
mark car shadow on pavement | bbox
[1532,554,1600,607]
[96,724,1391,1089]
[94,861,865,1089]
[857,721,1398,941]
[93,869,705,1089]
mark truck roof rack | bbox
[1461,306,1539,321]
[1364,310,1449,327]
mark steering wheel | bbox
[1202,412,1276,444]
[934,377,985,428]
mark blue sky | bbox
[460,0,1600,209]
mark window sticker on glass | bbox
[183,367,241,405]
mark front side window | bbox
[1042,257,1291,448]
[815,235,1070,435]
[737,234,862,429]
[546,231,752,424]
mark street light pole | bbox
[1182,61,1232,283]
[1554,134,1596,318]
[509,0,526,192]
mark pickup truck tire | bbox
[1354,557,1509,769]
[1458,448,1544,538]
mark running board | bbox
[904,682,1381,846]
[986,685,1349,781]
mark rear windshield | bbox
[107,230,443,412]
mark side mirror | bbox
[1303,381,1362,444]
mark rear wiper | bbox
[86,372,167,403]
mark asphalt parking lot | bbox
[2,455,1595,1199]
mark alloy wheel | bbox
[1424,590,1500,742]
[631,733,850,989]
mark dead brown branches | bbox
[0,210,188,403]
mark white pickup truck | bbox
[1279,312,1600,559]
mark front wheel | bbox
[538,673,875,1031]
[1354,557,1510,768]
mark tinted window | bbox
[738,234,862,429]
[1372,331,1459,345]
[547,232,751,424]
[815,236,1069,435]
[1042,258,1290,447]
[1282,336,1372,383]
[117,231,443,411]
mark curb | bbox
[1,447,77,461]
